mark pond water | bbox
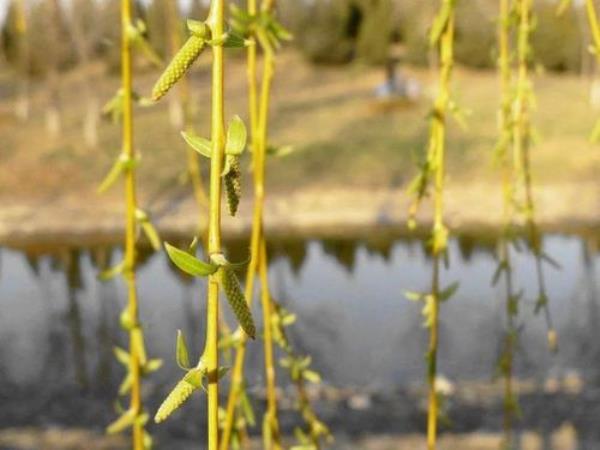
[1,228,600,447]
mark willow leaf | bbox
[165,243,218,277]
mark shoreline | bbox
[1,181,599,249]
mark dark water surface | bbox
[2,228,600,447]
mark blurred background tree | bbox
[0,0,592,73]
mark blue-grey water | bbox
[1,229,600,448]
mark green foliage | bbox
[269,300,332,448]
[532,2,582,72]
[165,242,218,276]
[355,0,393,65]
[454,2,496,69]
[283,0,355,64]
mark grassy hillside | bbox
[0,51,598,204]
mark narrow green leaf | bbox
[165,242,218,277]
[118,373,133,396]
[491,262,506,286]
[143,430,153,450]
[438,281,460,302]
[225,115,247,156]
[239,388,256,426]
[268,19,293,42]
[181,131,212,158]
[302,369,321,384]
[188,236,199,253]
[266,144,294,157]
[405,290,425,302]
[97,157,126,193]
[107,408,136,434]
[98,260,125,281]
[119,308,135,331]
[143,359,163,374]
[541,252,561,270]
[141,221,161,251]
[113,347,130,367]
[222,31,247,48]
[176,329,191,370]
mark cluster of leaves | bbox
[405,282,459,330]
[218,376,255,450]
[405,2,457,447]
[155,330,229,423]
[270,302,332,450]
[97,14,166,447]
[512,0,559,352]
[151,241,256,422]
[407,0,468,233]
[166,242,255,338]
[183,115,248,216]
[230,4,292,54]
[557,0,600,141]
[107,317,162,448]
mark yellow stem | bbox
[121,0,144,446]
[586,0,600,64]
[219,220,262,450]
[164,0,209,225]
[426,6,454,450]
[259,238,281,449]
[427,257,440,450]
[206,0,225,448]
[513,0,556,350]
[220,0,282,447]
[497,0,517,444]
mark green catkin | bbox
[154,375,196,423]
[152,35,206,101]
[220,266,255,339]
[224,156,241,216]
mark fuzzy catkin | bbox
[221,266,255,339]
[154,377,195,423]
[152,36,205,101]
[224,156,241,216]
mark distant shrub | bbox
[399,0,584,72]
[355,0,393,65]
[454,2,496,69]
[282,0,356,64]
[532,2,583,72]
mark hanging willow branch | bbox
[406,1,458,449]
[513,0,558,354]
[219,1,326,449]
[493,0,520,446]
[559,0,600,140]
[149,2,251,449]
[98,0,165,449]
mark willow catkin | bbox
[154,375,196,423]
[152,35,206,101]
[220,265,255,339]
[224,156,241,216]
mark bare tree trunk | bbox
[14,0,30,121]
[45,71,62,138]
[69,0,100,148]
[44,0,65,139]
